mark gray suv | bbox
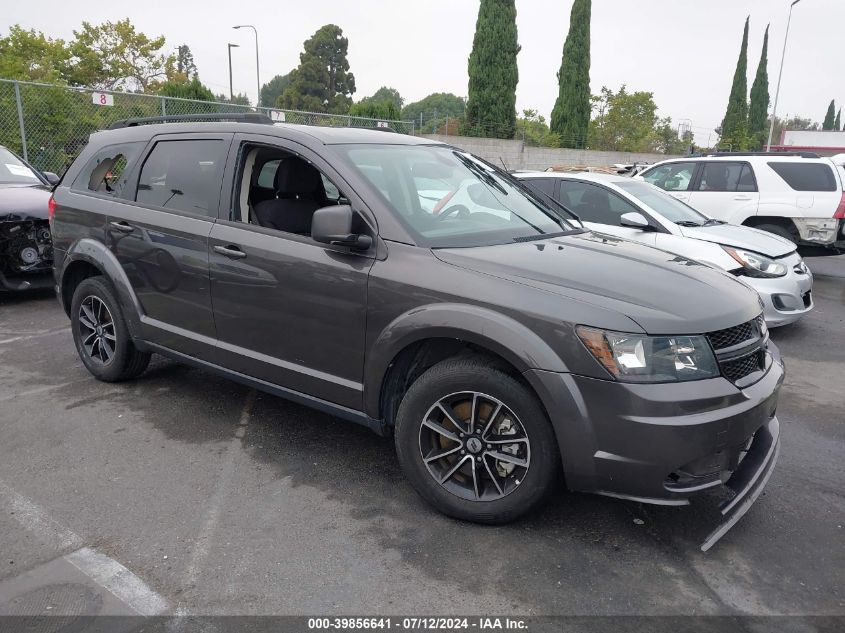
[50,115,783,549]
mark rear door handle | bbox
[109,221,135,233]
[213,245,247,259]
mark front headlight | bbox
[723,246,787,278]
[576,326,720,383]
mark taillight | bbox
[835,192,845,219]
[48,195,56,223]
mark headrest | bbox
[275,157,322,196]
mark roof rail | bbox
[693,151,821,159]
[107,112,274,130]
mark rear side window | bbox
[257,159,280,189]
[136,140,227,216]
[767,162,837,191]
[696,162,757,192]
[72,142,145,197]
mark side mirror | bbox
[312,204,373,251]
[42,171,60,186]
[620,212,653,230]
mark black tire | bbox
[70,277,151,382]
[394,357,559,524]
[755,223,798,244]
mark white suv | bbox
[636,153,845,251]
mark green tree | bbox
[0,26,72,83]
[465,0,520,138]
[588,86,658,152]
[159,77,215,101]
[836,109,842,132]
[349,100,401,120]
[515,110,560,147]
[748,25,769,150]
[279,24,356,113]
[550,0,591,148]
[70,19,172,91]
[720,17,750,151]
[261,73,292,109]
[175,44,197,79]
[366,87,403,110]
[823,100,836,130]
[402,93,466,130]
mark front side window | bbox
[136,140,227,216]
[616,181,709,226]
[0,147,40,184]
[642,162,696,191]
[337,145,570,247]
[72,142,145,196]
[767,162,837,191]
[696,162,756,192]
[559,181,640,226]
[523,178,557,198]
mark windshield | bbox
[616,180,709,226]
[0,147,41,185]
[337,144,573,247]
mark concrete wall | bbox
[422,134,681,170]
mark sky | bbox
[3,0,844,142]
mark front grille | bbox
[707,316,767,385]
[707,317,760,350]
[721,351,765,382]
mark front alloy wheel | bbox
[420,392,530,501]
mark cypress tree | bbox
[748,25,769,150]
[550,0,591,148]
[720,17,750,151]
[836,109,842,132]
[823,100,836,130]
[466,0,520,139]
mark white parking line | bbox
[65,547,168,616]
[179,389,255,606]
[0,327,71,345]
[0,479,83,552]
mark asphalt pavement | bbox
[0,256,842,618]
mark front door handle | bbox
[734,195,752,201]
[213,245,247,259]
[109,221,135,233]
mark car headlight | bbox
[576,326,720,383]
[723,246,787,278]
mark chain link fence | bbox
[0,79,415,174]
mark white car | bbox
[634,153,845,252]
[517,172,814,327]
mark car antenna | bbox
[500,157,508,171]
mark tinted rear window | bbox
[767,162,837,191]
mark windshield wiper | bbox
[453,152,508,195]
[703,218,725,226]
[675,220,704,227]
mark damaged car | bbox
[0,146,56,291]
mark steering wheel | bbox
[436,204,471,221]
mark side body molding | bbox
[363,302,570,418]
[60,238,144,340]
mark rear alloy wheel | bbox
[70,277,151,382]
[395,358,559,524]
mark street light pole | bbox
[234,25,260,108]
[767,0,803,151]
[227,43,239,101]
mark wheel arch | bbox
[60,238,143,338]
[364,303,569,424]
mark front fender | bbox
[61,238,143,340]
[363,302,569,417]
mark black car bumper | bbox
[525,344,784,545]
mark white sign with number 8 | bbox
[92,92,114,106]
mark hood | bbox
[0,184,52,221]
[434,232,761,334]
[679,223,795,258]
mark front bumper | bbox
[526,344,784,545]
[740,255,814,327]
